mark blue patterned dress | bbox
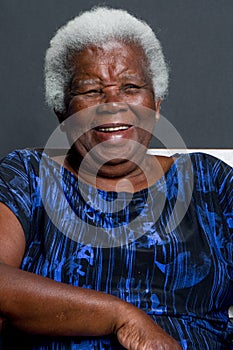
[0,149,232,349]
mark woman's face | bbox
[59,41,161,177]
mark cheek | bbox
[127,93,156,118]
[130,102,156,132]
[65,100,97,133]
[67,130,95,153]
[67,98,84,116]
[67,96,98,116]
[137,127,153,144]
[140,93,156,109]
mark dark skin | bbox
[56,40,174,192]
[0,40,181,349]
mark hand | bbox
[115,305,181,350]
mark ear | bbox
[54,109,67,132]
[155,98,162,121]
[54,109,66,123]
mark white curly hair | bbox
[44,6,169,113]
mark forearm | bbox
[0,263,126,336]
[0,208,182,349]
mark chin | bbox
[97,160,139,179]
[92,142,147,165]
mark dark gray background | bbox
[1,0,232,159]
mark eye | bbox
[70,89,102,97]
[85,89,101,94]
[123,84,141,93]
[80,89,102,96]
[125,84,140,89]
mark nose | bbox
[96,102,128,114]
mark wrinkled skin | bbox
[0,40,181,350]
[55,40,173,192]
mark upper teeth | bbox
[98,126,129,132]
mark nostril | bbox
[96,102,128,114]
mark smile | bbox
[97,126,130,132]
[94,124,132,133]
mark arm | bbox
[0,203,181,349]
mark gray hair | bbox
[44,6,169,113]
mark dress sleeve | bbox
[211,155,233,228]
[208,155,233,269]
[0,150,32,235]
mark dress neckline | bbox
[37,150,189,197]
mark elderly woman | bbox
[0,6,232,350]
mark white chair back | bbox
[147,149,233,167]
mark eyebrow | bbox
[120,73,144,80]
[71,71,148,90]
[72,79,101,87]
[74,75,145,85]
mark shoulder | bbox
[175,151,232,174]
[0,148,42,165]
[169,152,232,192]
[0,149,43,175]
[188,152,232,181]
[175,152,232,200]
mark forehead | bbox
[70,40,150,79]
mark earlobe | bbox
[60,121,66,132]
[54,108,64,122]
[155,98,162,121]
[54,109,67,132]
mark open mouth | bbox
[94,124,133,133]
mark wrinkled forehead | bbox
[68,39,150,79]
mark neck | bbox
[63,152,174,193]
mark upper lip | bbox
[94,123,133,130]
